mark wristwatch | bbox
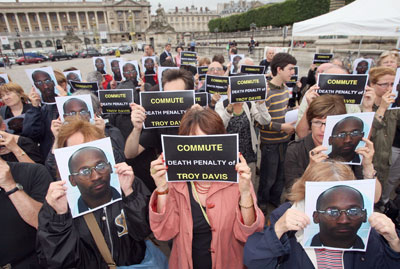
[5,183,23,196]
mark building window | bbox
[53,15,57,21]
[11,15,16,22]
[3,28,8,32]
[45,40,52,47]
[14,41,20,49]
[35,40,42,47]
[80,13,85,20]
[24,41,32,48]
[32,14,37,22]
[21,14,26,22]
[117,11,122,18]
[0,15,4,23]
[24,27,29,32]
[14,27,19,32]
[192,17,194,21]
[119,23,124,31]
[45,26,49,31]
[35,26,40,31]
[55,25,59,31]
[175,17,178,22]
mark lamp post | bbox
[15,30,26,63]
[128,10,135,51]
[91,18,100,49]
[250,23,256,54]
[82,31,88,54]
[215,27,219,47]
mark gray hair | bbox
[238,57,255,70]
[86,71,103,89]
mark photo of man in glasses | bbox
[122,62,138,82]
[68,146,121,214]
[328,116,364,164]
[63,97,92,122]
[32,70,57,103]
[110,59,122,82]
[311,185,367,249]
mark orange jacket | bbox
[149,182,265,269]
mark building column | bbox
[15,13,22,32]
[37,12,43,31]
[66,12,71,24]
[85,12,90,30]
[123,11,127,32]
[25,13,33,32]
[76,12,82,30]
[56,12,62,30]
[46,12,53,31]
[103,11,108,31]
[95,11,99,28]
[3,13,11,33]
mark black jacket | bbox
[37,176,151,268]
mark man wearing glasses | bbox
[110,60,122,82]
[328,116,364,163]
[68,146,120,214]
[311,185,367,249]
[32,70,57,103]
[122,63,138,83]
[94,58,106,74]
[63,98,91,122]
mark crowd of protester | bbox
[1,43,400,268]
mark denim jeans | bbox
[257,142,288,206]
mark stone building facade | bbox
[0,0,151,52]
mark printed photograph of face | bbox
[4,115,25,134]
[64,71,82,82]
[230,54,244,74]
[109,59,122,82]
[120,61,139,82]
[303,180,375,251]
[353,58,372,75]
[142,56,156,74]
[26,67,59,103]
[54,138,121,218]
[322,112,374,165]
[390,68,400,109]
[93,57,106,74]
[158,66,179,91]
[0,74,9,86]
[55,95,95,122]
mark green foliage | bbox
[208,0,332,32]
[345,0,356,4]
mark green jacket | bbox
[371,104,400,185]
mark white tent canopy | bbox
[292,0,400,37]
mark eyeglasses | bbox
[64,110,90,117]
[317,207,366,220]
[208,67,223,72]
[376,82,395,88]
[34,79,53,86]
[70,162,110,177]
[311,121,326,128]
[111,66,120,70]
[123,70,137,74]
[331,130,363,139]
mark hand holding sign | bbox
[305,85,320,105]
[150,154,168,192]
[355,137,374,168]
[50,117,62,138]
[29,87,41,107]
[380,89,395,111]
[274,208,310,239]
[46,180,69,215]
[361,86,376,112]
[369,212,400,252]
[237,154,252,196]
[130,103,146,131]
[309,145,329,166]
[115,162,135,196]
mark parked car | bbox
[16,56,45,65]
[48,51,72,61]
[80,48,101,58]
[118,45,133,54]
[21,52,48,61]
[72,50,83,58]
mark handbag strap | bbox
[83,213,117,269]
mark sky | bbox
[0,0,238,13]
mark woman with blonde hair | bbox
[244,161,400,269]
[377,51,399,69]
[0,82,32,135]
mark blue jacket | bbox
[244,202,400,269]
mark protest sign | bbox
[286,66,299,88]
[313,53,333,66]
[93,57,107,74]
[142,56,156,75]
[240,65,265,75]
[120,60,139,83]
[229,74,267,103]
[389,67,400,109]
[317,74,368,105]
[303,179,375,251]
[55,95,95,122]
[230,54,245,74]
[108,58,123,82]
[353,58,372,75]
[63,70,82,83]
[69,81,99,95]
[205,75,229,95]
[162,134,238,182]
[0,73,10,85]
[4,114,25,134]
[140,90,195,129]
[54,137,121,218]
[322,112,374,165]
[98,89,133,114]
[197,66,208,81]
[180,51,197,66]
[25,66,59,104]
[195,92,208,107]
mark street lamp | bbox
[250,22,256,36]
[128,10,135,50]
[82,31,88,54]
[91,18,100,49]
[215,27,219,47]
[15,30,26,63]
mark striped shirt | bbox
[315,248,344,269]
[257,81,290,144]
